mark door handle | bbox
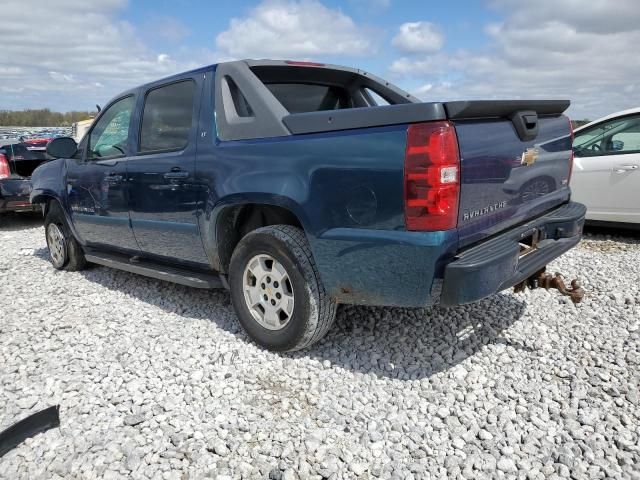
[106,173,124,182]
[97,159,120,167]
[163,170,190,179]
[614,164,639,173]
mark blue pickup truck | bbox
[31,60,586,351]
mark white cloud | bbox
[0,0,199,111]
[414,84,433,95]
[48,72,75,83]
[392,22,444,54]
[140,15,191,44]
[390,0,640,119]
[491,0,640,34]
[215,0,373,58]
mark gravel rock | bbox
[210,439,230,457]
[497,457,517,473]
[1,216,639,478]
[123,414,145,426]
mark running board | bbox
[84,252,224,289]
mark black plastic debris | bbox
[0,405,60,457]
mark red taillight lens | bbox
[404,121,460,231]
[566,115,574,183]
[0,154,10,180]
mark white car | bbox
[571,108,640,227]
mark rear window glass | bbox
[1,143,38,160]
[265,83,351,114]
[140,80,195,153]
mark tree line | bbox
[571,119,591,128]
[0,109,96,127]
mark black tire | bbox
[44,201,87,271]
[229,225,337,352]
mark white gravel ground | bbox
[1,213,639,479]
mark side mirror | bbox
[46,137,77,159]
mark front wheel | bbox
[44,201,87,271]
[229,225,337,352]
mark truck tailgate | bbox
[447,101,572,248]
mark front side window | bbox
[88,96,134,160]
[139,80,195,153]
[574,114,640,157]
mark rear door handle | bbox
[164,170,189,180]
[106,173,124,183]
[614,164,639,173]
[97,159,119,167]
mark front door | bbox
[572,113,640,223]
[66,95,140,252]
[126,77,208,265]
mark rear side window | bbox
[265,83,351,114]
[140,80,195,153]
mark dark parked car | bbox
[30,60,585,351]
[0,141,50,213]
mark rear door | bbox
[66,95,140,251]
[127,75,209,265]
[571,113,640,223]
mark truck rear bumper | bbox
[439,201,586,306]
[0,178,37,213]
[311,201,585,308]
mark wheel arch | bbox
[208,198,309,273]
[39,195,84,245]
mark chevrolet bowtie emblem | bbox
[521,147,539,166]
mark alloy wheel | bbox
[46,223,67,268]
[242,254,295,330]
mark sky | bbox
[1,0,639,120]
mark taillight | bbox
[566,115,574,183]
[404,121,460,231]
[0,154,10,180]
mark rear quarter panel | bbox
[197,124,459,306]
[197,124,409,247]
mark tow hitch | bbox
[514,268,585,304]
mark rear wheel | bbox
[44,201,87,271]
[229,225,336,352]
